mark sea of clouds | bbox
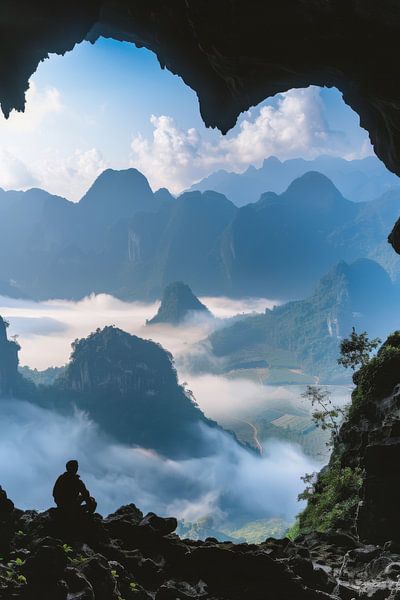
[0,399,317,525]
[0,293,341,528]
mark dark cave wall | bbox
[1,1,400,250]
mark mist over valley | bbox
[1,156,398,541]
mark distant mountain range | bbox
[200,258,400,383]
[0,164,399,301]
[190,155,400,206]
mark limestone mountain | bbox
[0,169,170,299]
[218,171,359,298]
[44,326,224,458]
[147,282,211,325]
[112,189,237,299]
[204,259,400,383]
[0,319,234,458]
[0,168,399,300]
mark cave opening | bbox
[0,32,399,550]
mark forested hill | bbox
[204,258,399,383]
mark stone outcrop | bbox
[0,317,23,397]
[3,492,400,599]
[147,281,211,325]
[0,493,339,600]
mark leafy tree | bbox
[337,327,380,371]
[301,385,346,445]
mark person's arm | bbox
[53,475,62,500]
[78,478,90,501]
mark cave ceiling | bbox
[1,0,400,251]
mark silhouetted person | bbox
[53,460,97,515]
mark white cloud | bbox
[0,398,316,524]
[0,150,38,189]
[0,146,107,200]
[130,87,371,193]
[130,115,201,193]
[34,147,108,200]
[0,82,63,133]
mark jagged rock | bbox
[0,485,14,515]
[0,492,345,600]
[138,512,178,536]
[63,567,95,600]
[349,546,381,564]
[79,555,118,600]
[24,542,69,599]
[335,581,360,600]
[383,562,400,580]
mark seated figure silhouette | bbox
[53,460,97,515]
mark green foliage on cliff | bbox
[297,460,363,535]
[52,325,223,458]
[206,259,397,383]
[296,331,400,537]
[350,331,400,419]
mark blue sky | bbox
[0,37,373,199]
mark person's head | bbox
[66,460,79,475]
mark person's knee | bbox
[85,496,97,514]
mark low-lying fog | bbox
[0,293,275,369]
[0,293,348,531]
[0,399,317,524]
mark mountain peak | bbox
[262,155,282,168]
[80,168,153,205]
[77,168,163,223]
[285,170,343,197]
[147,281,211,325]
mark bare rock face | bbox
[356,383,400,545]
[0,317,21,397]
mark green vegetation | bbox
[206,259,396,383]
[1,557,27,587]
[337,327,380,371]
[19,365,65,386]
[295,331,400,537]
[350,331,400,419]
[297,460,363,535]
[302,385,347,447]
[223,518,290,544]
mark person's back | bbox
[53,460,96,514]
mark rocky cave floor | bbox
[1,486,400,600]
